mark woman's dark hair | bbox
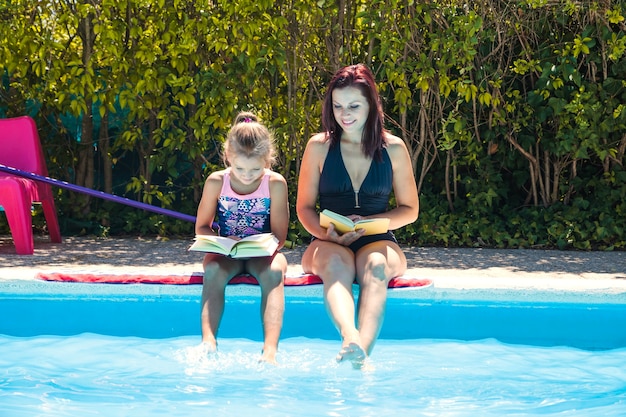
[321,64,386,160]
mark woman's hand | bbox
[346,214,365,222]
[323,222,365,246]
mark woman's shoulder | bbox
[308,132,330,145]
[383,132,409,157]
[383,131,404,146]
[305,132,331,156]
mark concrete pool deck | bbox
[1,235,625,294]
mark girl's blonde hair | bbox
[223,111,276,167]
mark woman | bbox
[296,64,419,366]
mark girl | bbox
[296,64,419,367]
[195,111,289,364]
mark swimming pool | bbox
[2,280,625,349]
[1,280,626,416]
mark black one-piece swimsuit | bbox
[318,143,397,253]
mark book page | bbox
[230,234,279,258]
[189,235,237,254]
[320,210,354,234]
[189,233,278,258]
[320,209,390,236]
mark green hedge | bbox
[1,0,625,250]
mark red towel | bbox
[36,272,432,289]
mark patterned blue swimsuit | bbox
[216,169,271,238]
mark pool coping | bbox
[1,278,626,305]
[2,278,625,351]
[2,235,626,297]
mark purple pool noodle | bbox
[0,163,197,223]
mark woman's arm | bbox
[385,134,420,230]
[268,171,289,248]
[194,171,224,236]
[296,134,326,239]
[296,134,364,244]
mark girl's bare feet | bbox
[260,346,278,365]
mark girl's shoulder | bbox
[267,170,288,197]
[205,168,228,185]
[267,169,287,185]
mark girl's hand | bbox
[323,223,365,246]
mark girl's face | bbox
[228,155,267,186]
[332,86,370,137]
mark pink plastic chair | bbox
[0,116,62,254]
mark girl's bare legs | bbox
[200,254,245,351]
[354,241,407,355]
[247,253,287,364]
[301,240,361,359]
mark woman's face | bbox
[228,155,266,186]
[331,86,370,137]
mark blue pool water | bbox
[1,281,626,416]
[1,334,626,416]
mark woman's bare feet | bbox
[336,342,367,368]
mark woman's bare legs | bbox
[302,239,407,364]
[200,254,245,351]
[247,253,287,364]
[354,241,407,355]
[301,240,362,360]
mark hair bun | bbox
[236,112,258,124]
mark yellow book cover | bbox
[320,209,390,236]
[189,233,279,258]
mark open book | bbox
[189,233,279,258]
[320,209,390,236]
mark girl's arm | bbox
[385,134,420,230]
[194,171,224,236]
[268,171,289,249]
